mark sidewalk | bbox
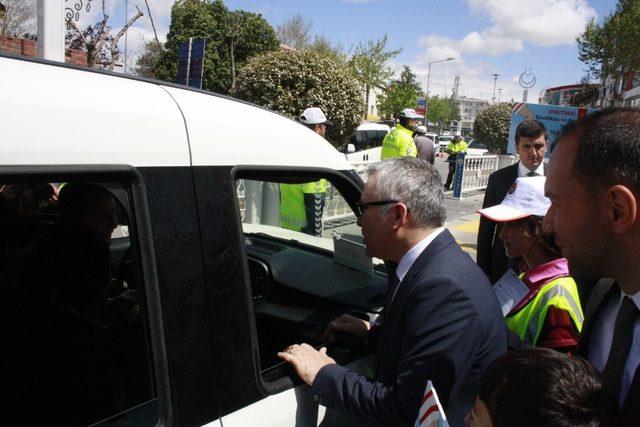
[443,191,484,261]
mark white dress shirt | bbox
[588,288,640,405]
[517,161,545,177]
[388,228,445,306]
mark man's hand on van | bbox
[278,344,335,385]
[323,314,370,341]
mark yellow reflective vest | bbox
[380,124,418,159]
[505,275,584,346]
[279,180,327,233]
[445,140,468,155]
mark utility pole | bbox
[425,57,455,125]
[491,73,500,104]
[452,75,460,100]
[124,0,128,73]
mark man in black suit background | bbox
[477,119,548,283]
[279,157,506,426]
[543,108,640,426]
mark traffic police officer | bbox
[380,108,420,159]
[279,107,329,236]
[444,132,468,190]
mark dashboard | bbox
[243,233,387,376]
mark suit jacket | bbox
[312,230,507,426]
[477,163,518,283]
[577,279,640,426]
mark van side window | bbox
[234,176,385,387]
[0,180,157,426]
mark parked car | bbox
[436,134,454,152]
[467,139,489,156]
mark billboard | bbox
[507,103,595,154]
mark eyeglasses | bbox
[354,200,398,217]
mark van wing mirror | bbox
[346,143,356,154]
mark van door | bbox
[191,166,386,425]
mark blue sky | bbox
[89,0,618,102]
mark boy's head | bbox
[466,348,617,427]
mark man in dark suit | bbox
[477,119,548,283]
[279,157,507,426]
[543,108,640,426]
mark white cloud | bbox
[409,0,596,101]
[419,0,596,58]
[465,0,596,47]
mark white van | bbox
[0,54,387,426]
[345,122,390,162]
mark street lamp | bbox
[425,57,455,126]
[491,73,500,104]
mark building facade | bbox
[594,69,640,108]
[452,96,490,137]
[365,85,385,120]
[539,84,585,106]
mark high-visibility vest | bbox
[380,124,418,159]
[505,275,584,346]
[279,180,327,232]
[446,140,468,155]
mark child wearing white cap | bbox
[478,176,584,352]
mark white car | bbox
[436,135,454,152]
[466,139,489,156]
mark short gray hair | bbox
[368,157,446,227]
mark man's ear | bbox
[605,185,638,234]
[390,202,410,230]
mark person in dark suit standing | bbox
[477,119,548,283]
[278,157,507,426]
[543,108,640,426]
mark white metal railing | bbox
[459,155,499,193]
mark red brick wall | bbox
[0,34,87,66]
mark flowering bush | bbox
[233,49,362,147]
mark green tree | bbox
[350,35,402,119]
[377,66,422,118]
[567,73,599,107]
[134,38,164,79]
[307,35,349,64]
[233,50,362,147]
[154,0,278,94]
[577,0,640,79]
[426,96,459,133]
[473,103,512,153]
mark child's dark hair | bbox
[479,348,617,426]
